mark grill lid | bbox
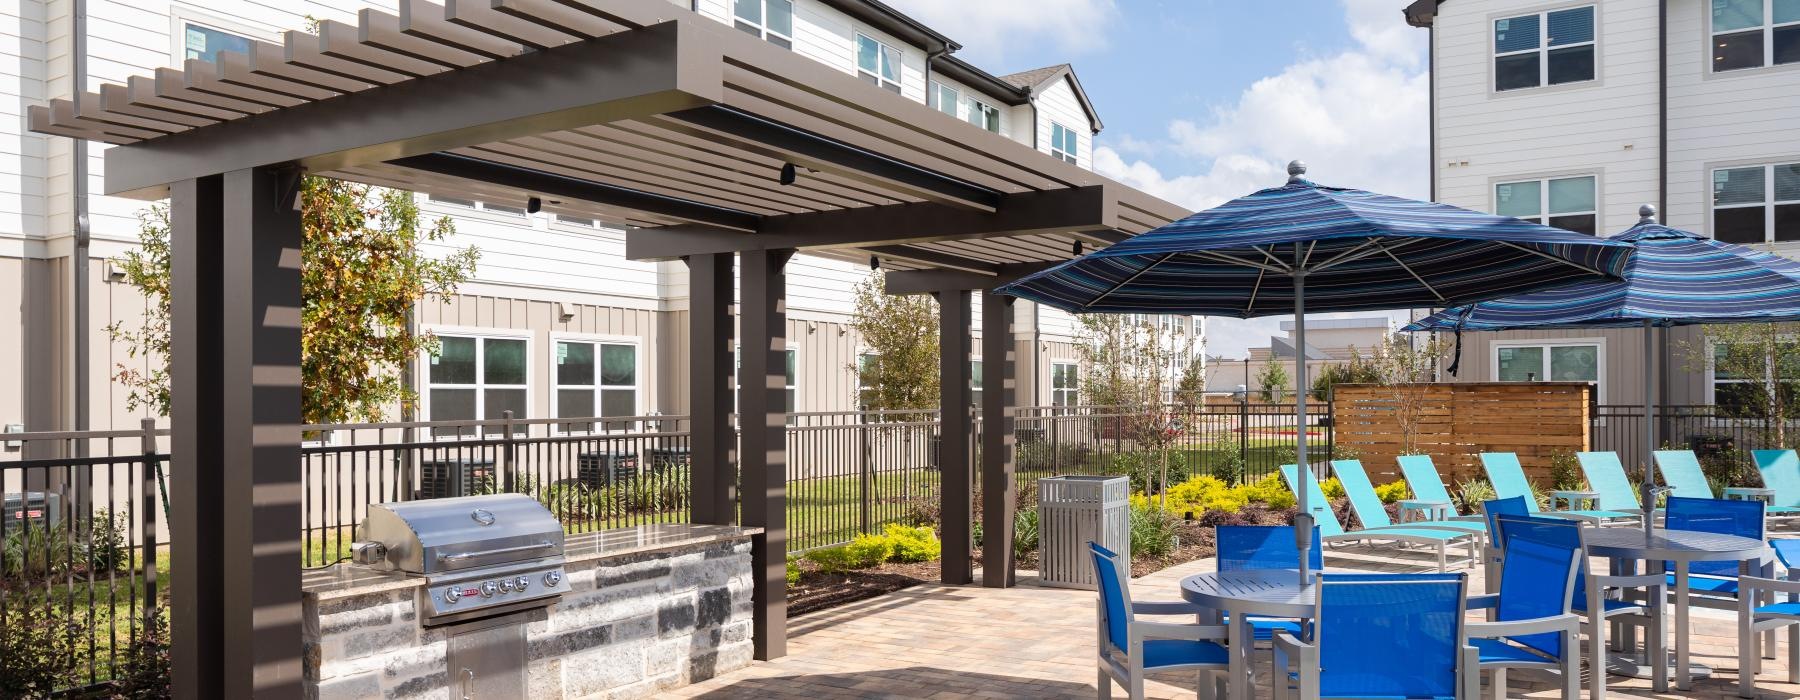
[358,493,563,574]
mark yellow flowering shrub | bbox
[1374,479,1411,504]
[1319,478,1347,500]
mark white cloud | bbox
[1091,0,1430,358]
[888,0,1116,60]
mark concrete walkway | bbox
[675,545,1800,699]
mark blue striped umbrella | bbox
[997,162,1633,584]
[1404,206,1800,520]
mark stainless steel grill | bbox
[352,493,571,626]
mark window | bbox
[971,360,983,407]
[555,214,597,228]
[1051,362,1080,407]
[428,335,528,437]
[965,97,1000,133]
[856,353,877,410]
[1711,162,1800,243]
[733,0,793,49]
[1493,6,1596,91]
[932,82,959,116]
[1495,175,1598,234]
[733,347,798,424]
[1050,122,1078,164]
[856,34,902,93]
[1711,0,1800,72]
[1710,341,1800,418]
[427,194,525,217]
[184,23,252,63]
[553,340,638,431]
[1493,341,1602,397]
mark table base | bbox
[1604,652,1711,681]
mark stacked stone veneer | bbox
[304,537,755,699]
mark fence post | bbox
[502,410,517,493]
[1238,400,1249,484]
[1325,392,1335,466]
[139,417,160,625]
[859,415,871,536]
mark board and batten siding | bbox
[1432,0,1661,235]
[1437,325,1709,409]
[1033,76,1093,169]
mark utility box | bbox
[1036,475,1131,589]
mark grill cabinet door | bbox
[447,620,527,699]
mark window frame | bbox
[550,333,644,434]
[1492,173,1600,234]
[931,81,960,117]
[424,193,529,220]
[168,9,269,66]
[1490,4,1599,93]
[732,0,794,49]
[733,344,799,425]
[1708,0,1800,73]
[1708,160,1800,244]
[965,96,1001,133]
[420,328,534,439]
[1703,336,1800,422]
[1050,122,1079,165]
[854,33,903,94]
[970,357,983,408]
[1489,337,1607,403]
[1050,360,1081,408]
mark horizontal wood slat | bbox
[1331,382,1592,486]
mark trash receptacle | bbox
[1037,475,1131,589]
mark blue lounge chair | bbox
[1468,514,1583,699]
[1280,464,1478,572]
[1088,542,1227,700]
[1216,525,1322,642]
[1737,539,1800,697]
[1751,449,1800,516]
[1478,452,1640,524]
[1271,573,1477,700]
[1397,454,1487,523]
[1653,450,1717,500]
[1332,460,1485,536]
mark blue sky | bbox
[889,0,1433,358]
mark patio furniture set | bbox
[1088,448,1800,700]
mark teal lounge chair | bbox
[1573,452,1654,523]
[1752,449,1800,517]
[1478,452,1640,524]
[1396,454,1487,524]
[1652,450,1717,500]
[1331,460,1485,536]
[1280,464,1478,572]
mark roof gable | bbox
[998,64,1105,133]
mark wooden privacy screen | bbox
[1330,382,1592,485]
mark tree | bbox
[1172,354,1208,413]
[1256,358,1289,403]
[106,176,479,424]
[1309,349,1381,400]
[1683,323,1800,447]
[1076,314,1182,446]
[849,275,940,415]
[1358,332,1449,455]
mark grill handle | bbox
[436,540,554,564]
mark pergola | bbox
[29,1,1186,696]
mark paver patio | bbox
[676,544,1800,699]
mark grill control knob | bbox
[544,571,562,588]
[499,578,515,593]
[443,587,462,604]
[480,581,497,597]
[515,576,531,591]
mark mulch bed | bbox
[786,558,940,616]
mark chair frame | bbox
[1281,464,1480,572]
[1479,452,1641,526]
[1270,576,1480,700]
[1467,514,1584,700]
[1333,459,1487,537]
[1737,574,1800,698]
[1090,543,1228,700]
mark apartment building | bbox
[1205,317,1394,397]
[0,0,1204,437]
[1405,0,1800,411]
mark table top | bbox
[1581,527,1767,562]
[1180,568,1315,618]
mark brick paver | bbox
[677,544,1800,699]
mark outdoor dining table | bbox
[1180,568,1312,700]
[1581,527,1771,691]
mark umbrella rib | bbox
[1190,250,1289,274]
[1300,241,1318,269]
[1251,246,1294,273]
[1079,252,1178,312]
[1308,239,1407,273]
[1245,268,1265,317]
[1498,240,1611,278]
[1376,241,1445,303]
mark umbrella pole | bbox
[1294,270,1314,587]
[1643,319,1658,541]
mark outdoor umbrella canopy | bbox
[996,162,1634,585]
[1404,205,1800,537]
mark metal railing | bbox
[1590,404,1800,482]
[1014,402,1335,488]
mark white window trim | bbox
[1707,0,1800,74]
[420,326,535,440]
[1050,122,1078,165]
[1050,360,1081,408]
[854,33,902,93]
[1489,337,1607,404]
[732,0,794,48]
[1491,173,1599,233]
[1701,336,1800,424]
[549,332,645,432]
[1709,161,1800,244]
[965,96,1000,133]
[931,81,960,117]
[168,9,273,64]
[1487,3,1601,96]
[423,193,532,223]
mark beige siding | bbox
[1440,325,1711,407]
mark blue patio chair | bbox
[1332,460,1486,536]
[1653,450,1718,500]
[1479,452,1640,524]
[1481,496,1532,586]
[1216,525,1322,642]
[1397,454,1487,523]
[1467,514,1585,699]
[1737,539,1800,697]
[1088,542,1228,700]
[1751,449,1800,516]
[1271,573,1477,700]
[1280,464,1479,572]
[1664,495,1766,600]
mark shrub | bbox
[1243,474,1296,510]
[1454,478,1497,515]
[1374,479,1411,504]
[1319,478,1346,500]
[1128,503,1179,558]
[1548,452,1586,491]
[883,524,941,562]
[0,604,81,696]
[108,607,171,699]
[843,533,896,567]
[1012,509,1040,558]
[785,556,802,586]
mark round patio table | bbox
[1180,568,1312,700]
[1581,527,1769,693]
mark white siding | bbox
[1432,0,1661,235]
[696,0,927,103]
[925,73,1021,144]
[1033,75,1092,169]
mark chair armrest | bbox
[1466,594,1499,611]
[1467,614,1580,639]
[1741,575,1800,597]
[1591,573,1666,592]
[1272,630,1314,668]
[1129,620,1228,643]
[1131,600,1206,616]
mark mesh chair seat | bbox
[1468,637,1557,665]
[1753,602,1800,618]
[1140,639,1230,669]
[1665,574,1739,596]
[1220,614,1304,640]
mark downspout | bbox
[72,0,90,442]
[1657,0,1670,419]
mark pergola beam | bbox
[86,21,722,199]
[389,152,761,231]
[882,262,1060,295]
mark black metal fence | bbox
[1013,402,1335,489]
[1590,404,1799,481]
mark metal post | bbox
[936,288,973,585]
[739,248,790,660]
[139,417,158,629]
[502,410,516,493]
[980,291,1017,588]
[686,252,735,525]
[1642,319,1658,541]
[1239,394,1249,484]
[1293,267,1314,587]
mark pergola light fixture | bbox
[527,196,543,214]
[779,162,796,185]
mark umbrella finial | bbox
[1639,204,1657,224]
[1286,160,1308,184]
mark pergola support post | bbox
[739,248,791,660]
[936,289,973,585]
[980,291,1017,587]
[170,167,304,698]
[687,252,736,525]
